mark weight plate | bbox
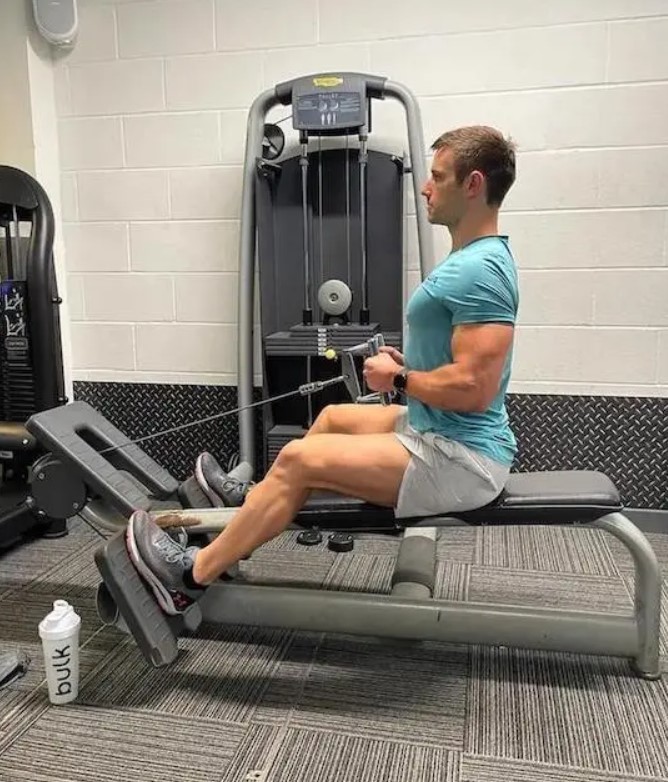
[317,279,352,316]
[262,123,285,160]
[297,528,323,546]
[328,532,354,552]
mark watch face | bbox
[394,371,407,391]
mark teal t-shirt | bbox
[404,235,519,466]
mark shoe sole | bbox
[126,514,179,616]
[195,454,226,508]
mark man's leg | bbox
[127,402,411,614]
[192,431,410,584]
[305,402,404,436]
[196,403,404,507]
[127,426,412,613]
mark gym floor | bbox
[1,517,667,782]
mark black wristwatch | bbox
[393,369,409,393]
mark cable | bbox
[98,375,347,455]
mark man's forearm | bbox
[404,364,484,413]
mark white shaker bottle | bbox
[38,599,81,705]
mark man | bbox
[126,125,519,616]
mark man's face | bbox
[421,147,469,227]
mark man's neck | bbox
[449,212,499,252]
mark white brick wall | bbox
[51,0,667,395]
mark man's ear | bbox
[466,170,485,198]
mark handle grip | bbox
[368,335,392,406]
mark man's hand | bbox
[379,345,404,366]
[363,352,402,393]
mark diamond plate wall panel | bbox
[506,395,667,510]
[73,383,667,509]
[73,382,265,481]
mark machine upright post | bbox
[237,88,280,467]
[358,132,369,325]
[300,133,313,326]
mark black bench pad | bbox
[455,470,622,525]
[296,470,623,529]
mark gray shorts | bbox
[393,408,510,518]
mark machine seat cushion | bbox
[297,470,622,528]
[454,470,622,525]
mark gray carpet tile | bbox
[0,623,118,703]
[434,562,470,601]
[218,723,289,782]
[461,755,668,782]
[0,704,247,782]
[467,646,668,777]
[609,531,668,575]
[250,632,322,725]
[76,625,295,723]
[259,530,337,553]
[257,727,461,782]
[0,689,50,754]
[263,529,403,556]
[345,532,404,556]
[468,567,633,613]
[475,525,618,575]
[285,634,469,748]
[0,581,104,648]
[2,513,667,782]
[237,549,335,588]
[0,519,118,744]
[0,625,120,753]
[323,553,397,593]
[22,539,103,595]
[0,518,101,599]
[436,527,477,563]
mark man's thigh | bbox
[288,431,411,507]
[313,403,404,436]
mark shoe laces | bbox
[169,527,188,548]
[155,528,190,564]
[222,479,252,495]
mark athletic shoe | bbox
[195,452,252,508]
[126,510,203,615]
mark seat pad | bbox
[455,470,622,525]
[295,470,622,528]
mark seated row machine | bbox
[23,72,662,681]
[26,397,662,681]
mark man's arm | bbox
[403,322,514,413]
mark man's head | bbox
[422,126,516,228]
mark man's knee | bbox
[274,437,327,481]
[310,403,345,435]
[274,438,309,474]
[314,403,359,434]
[312,403,335,431]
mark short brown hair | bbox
[432,126,516,206]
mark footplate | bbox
[94,532,197,667]
[27,401,179,516]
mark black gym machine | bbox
[0,165,67,550]
[248,73,428,470]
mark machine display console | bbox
[294,90,365,132]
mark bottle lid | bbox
[38,600,81,640]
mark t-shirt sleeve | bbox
[423,254,518,326]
